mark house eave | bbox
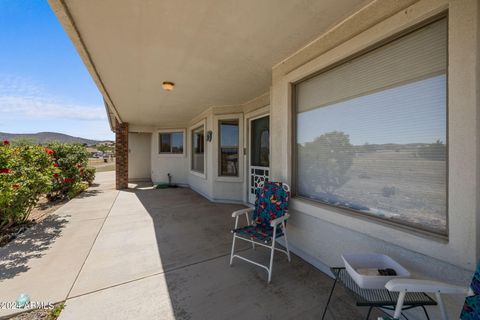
[48,0,123,125]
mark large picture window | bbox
[294,18,447,235]
[218,119,239,176]
[191,125,205,173]
[159,132,183,154]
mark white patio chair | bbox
[229,181,291,283]
[379,261,479,320]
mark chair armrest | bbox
[385,278,468,295]
[270,214,290,227]
[232,207,254,218]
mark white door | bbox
[248,115,270,204]
[128,132,151,181]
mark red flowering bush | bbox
[47,143,95,200]
[0,141,97,231]
[0,142,56,230]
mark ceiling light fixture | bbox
[162,81,175,91]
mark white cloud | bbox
[0,96,106,120]
[0,74,106,121]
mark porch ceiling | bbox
[57,0,370,127]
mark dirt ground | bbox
[29,197,68,223]
[7,303,64,320]
[0,197,68,248]
[88,158,115,173]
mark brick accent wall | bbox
[115,119,129,189]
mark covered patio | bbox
[0,172,377,319]
[64,174,373,319]
[46,0,480,319]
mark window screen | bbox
[295,18,447,235]
[251,116,270,167]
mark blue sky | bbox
[0,0,113,140]
[297,75,447,146]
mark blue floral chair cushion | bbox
[233,181,289,243]
[234,225,284,243]
[252,181,289,228]
[469,261,480,295]
[461,295,480,320]
[460,261,480,319]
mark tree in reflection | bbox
[298,131,354,195]
[417,140,446,161]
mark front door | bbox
[248,115,270,204]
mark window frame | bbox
[157,129,186,157]
[291,15,449,237]
[218,118,241,179]
[214,114,243,182]
[190,120,206,178]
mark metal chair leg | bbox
[268,239,276,283]
[421,305,431,320]
[282,222,291,262]
[435,292,448,320]
[393,291,406,319]
[268,227,277,283]
[365,306,373,320]
[229,235,236,266]
[321,268,340,320]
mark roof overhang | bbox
[49,0,374,129]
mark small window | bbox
[159,132,183,154]
[219,119,239,176]
[294,18,447,235]
[191,125,205,173]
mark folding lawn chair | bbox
[229,181,291,283]
[379,261,479,320]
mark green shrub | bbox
[47,143,93,201]
[0,140,56,230]
[82,167,96,186]
[48,303,65,320]
[67,181,89,199]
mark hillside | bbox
[0,132,112,145]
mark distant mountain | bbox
[0,132,112,146]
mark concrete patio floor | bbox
[0,172,381,319]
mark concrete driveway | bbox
[0,172,372,319]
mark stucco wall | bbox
[150,129,188,185]
[271,0,479,318]
[147,95,269,202]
